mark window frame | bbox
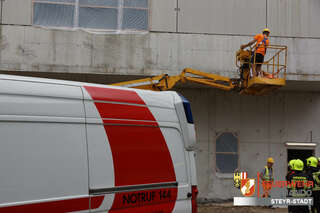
[32,0,150,32]
[122,1,149,31]
[215,131,239,177]
[32,0,76,28]
[78,3,120,30]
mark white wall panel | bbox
[179,0,267,35]
[268,0,320,37]
[150,0,176,32]
[3,0,32,25]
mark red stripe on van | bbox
[95,102,155,121]
[0,196,104,213]
[103,119,159,127]
[84,86,145,105]
[104,125,176,185]
[84,86,177,212]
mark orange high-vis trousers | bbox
[262,181,272,197]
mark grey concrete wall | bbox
[179,88,320,200]
[2,0,32,25]
[150,0,176,32]
[268,0,320,38]
[3,0,320,38]
[0,25,319,81]
[151,0,320,37]
[178,0,266,35]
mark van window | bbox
[215,132,238,173]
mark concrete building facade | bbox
[1,0,320,201]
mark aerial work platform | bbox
[244,77,286,95]
[112,45,287,96]
[236,45,287,95]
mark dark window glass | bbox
[79,7,118,29]
[33,3,74,27]
[41,0,75,3]
[124,0,148,8]
[80,0,118,7]
[216,153,238,173]
[216,132,238,173]
[33,0,149,31]
[122,8,148,30]
[216,132,238,153]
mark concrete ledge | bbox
[0,25,319,82]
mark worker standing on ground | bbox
[306,156,320,213]
[287,159,311,213]
[260,157,274,197]
[240,28,270,77]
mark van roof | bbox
[0,74,179,108]
[0,74,90,87]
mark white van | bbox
[0,75,198,213]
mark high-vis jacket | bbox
[262,166,274,181]
[254,34,269,56]
[309,168,320,192]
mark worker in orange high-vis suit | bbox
[241,28,270,77]
[260,157,274,197]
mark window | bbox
[79,0,119,30]
[32,0,149,31]
[123,0,148,30]
[33,0,76,27]
[215,132,238,173]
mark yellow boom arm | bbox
[111,68,235,91]
[111,45,287,95]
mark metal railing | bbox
[251,45,287,79]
